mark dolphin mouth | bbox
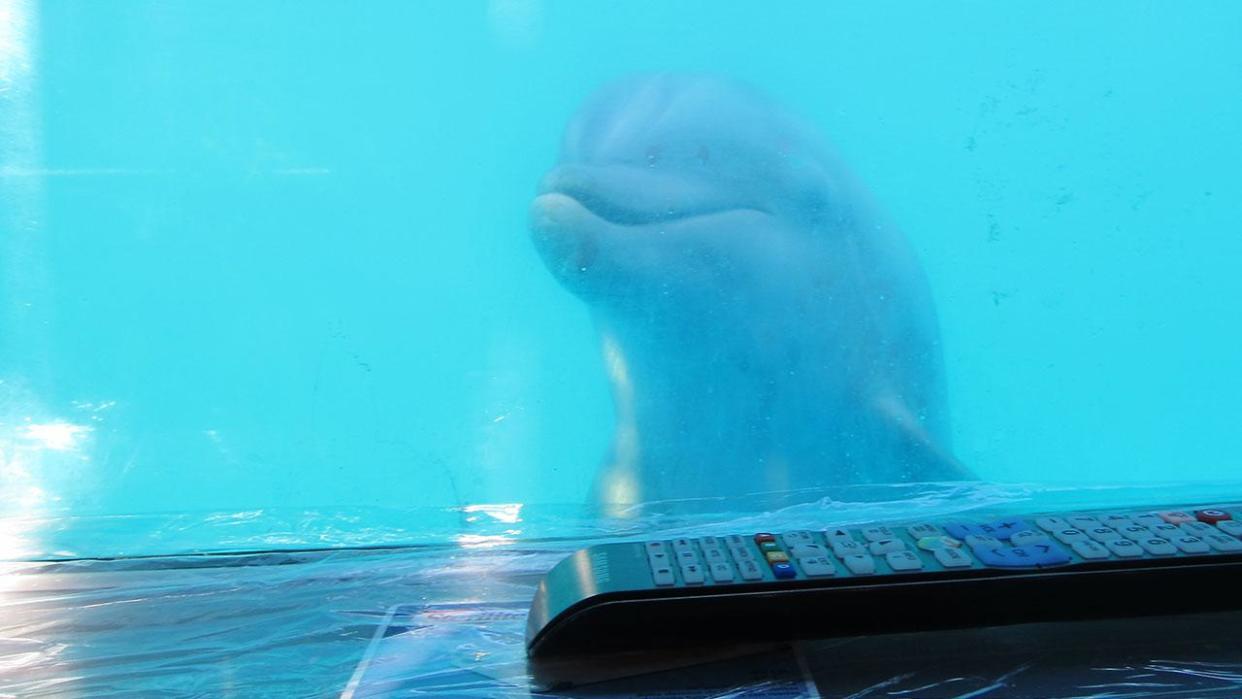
[535,165,771,228]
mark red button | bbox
[754,533,776,543]
[1195,509,1232,524]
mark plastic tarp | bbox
[3,482,1242,697]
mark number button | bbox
[1138,538,1177,556]
[1036,516,1069,532]
[934,547,972,568]
[1218,521,1242,538]
[1087,527,1122,543]
[1105,539,1143,557]
[1072,540,1110,559]
[1173,536,1210,554]
[1204,533,1242,552]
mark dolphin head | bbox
[530,74,857,307]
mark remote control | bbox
[526,504,1242,657]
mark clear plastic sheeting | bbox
[3,482,1242,697]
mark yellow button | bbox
[765,551,789,563]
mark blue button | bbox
[974,543,1072,568]
[946,519,1037,541]
[771,562,797,579]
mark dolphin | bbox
[529,74,970,510]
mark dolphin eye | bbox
[645,145,661,167]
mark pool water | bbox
[1,1,1240,556]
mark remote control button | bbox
[759,541,781,553]
[1130,513,1164,528]
[988,519,1033,539]
[1173,536,1210,554]
[765,551,790,564]
[789,543,828,558]
[738,559,764,581]
[1204,533,1242,552]
[1087,527,1123,543]
[1179,521,1216,537]
[832,540,866,557]
[1036,517,1070,532]
[799,556,837,577]
[1159,511,1196,525]
[886,551,924,571]
[1139,537,1177,556]
[1100,514,1134,528]
[652,566,676,586]
[771,562,797,579]
[974,543,1071,568]
[1195,509,1232,524]
[965,535,1002,549]
[1217,521,1242,538]
[710,562,734,583]
[842,553,875,575]
[868,538,906,555]
[1067,515,1099,530]
[676,550,699,565]
[754,533,776,543]
[944,523,985,540]
[698,536,723,551]
[934,547,972,568]
[648,551,671,568]
[1053,528,1089,545]
[781,531,816,547]
[645,542,668,555]
[917,536,962,551]
[672,538,695,554]
[861,526,897,542]
[1147,523,1180,538]
[729,546,756,562]
[824,528,856,545]
[1072,540,1110,559]
[681,564,705,584]
[907,523,941,538]
[1010,530,1053,547]
[702,548,731,564]
[725,535,746,547]
[1119,525,1151,542]
[1105,539,1143,557]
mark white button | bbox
[1087,527,1122,543]
[1067,515,1099,529]
[825,529,856,545]
[729,546,756,562]
[789,543,828,558]
[725,535,746,547]
[1119,525,1151,542]
[1204,533,1242,552]
[907,523,940,538]
[869,538,906,555]
[648,552,671,568]
[1130,513,1164,528]
[1010,530,1052,547]
[1105,539,1143,557]
[843,553,875,575]
[886,551,923,571]
[1147,523,1180,538]
[934,547,972,568]
[698,536,723,550]
[1179,521,1216,537]
[861,526,897,543]
[1035,516,1069,532]
[645,541,668,555]
[738,559,764,581]
[1158,511,1195,524]
[672,538,695,554]
[799,556,836,577]
[676,550,699,565]
[1218,521,1242,538]
[680,563,705,584]
[1054,528,1089,545]
[832,540,866,557]
[965,535,1002,548]
[781,531,816,547]
[1100,514,1134,528]
[710,562,734,582]
[1173,536,1210,554]
[1072,540,1110,559]
[652,566,675,586]
[1139,537,1177,556]
[702,548,731,564]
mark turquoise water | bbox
[2,2,1240,553]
